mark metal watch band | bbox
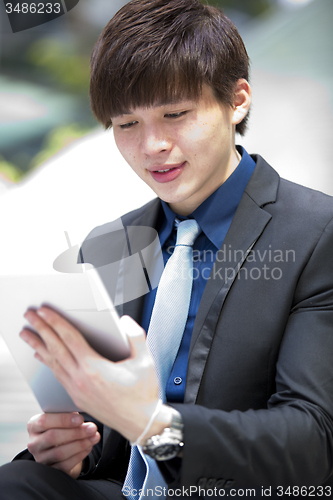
[142,408,184,461]
[169,409,183,432]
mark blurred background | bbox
[0,0,332,465]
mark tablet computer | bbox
[0,268,130,413]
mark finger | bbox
[27,412,84,434]
[28,420,99,458]
[34,351,50,366]
[28,425,100,458]
[51,448,93,476]
[19,329,67,379]
[33,433,100,466]
[19,328,46,351]
[19,328,50,362]
[19,327,70,386]
[23,309,77,372]
[37,307,97,361]
[19,327,65,382]
[29,425,98,455]
[44,424,98,450]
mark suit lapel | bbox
[185,156,280,404]
[121,198,161,322]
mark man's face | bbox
[112,84,240,215]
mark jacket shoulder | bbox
[251,154,333,227]
[86,198,160,240]
[79,198,160,266]
[273,176,333,228]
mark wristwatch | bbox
[142,409,184,461]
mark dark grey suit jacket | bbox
[77,154,333,491]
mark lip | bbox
[149,162,186,184]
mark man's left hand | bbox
[20,309,160,443]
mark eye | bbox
[119,121,138,129]
[165,111,188,119]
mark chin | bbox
[159,195,184,206]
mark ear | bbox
[232,79,251,126]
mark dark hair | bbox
[90,0,250,135]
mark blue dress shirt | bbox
[141,146,256,403]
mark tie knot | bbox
[175,219,201,247]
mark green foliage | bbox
[27,38,90,95]
[29,123,93,170]
[0,156,24,183]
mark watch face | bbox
[143,417,184,461]
[150,443,179,461]
[155,444,178,460]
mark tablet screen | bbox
[0,271,130,412]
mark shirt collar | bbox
[160,146,256,249]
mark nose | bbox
[141,126,172,156]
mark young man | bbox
[1,0,333,498]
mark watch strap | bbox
[142,408,184,461]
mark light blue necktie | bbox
[122,219,201,500]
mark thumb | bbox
[119,315,148,359]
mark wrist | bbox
[142,407,184,461]
[139,404,174,445]
[131,401,173,447]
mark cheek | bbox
[183,127,217,162]
[184,122,211,144]
[185,117,225,151]
[114,135,138,165]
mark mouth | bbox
[149,162,185,183]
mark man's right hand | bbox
[27,412,100,479]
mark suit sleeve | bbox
[167,217,333,490]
